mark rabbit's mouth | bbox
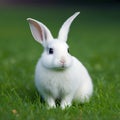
[54,67,66,71]
[60,65,66,69]
[54,64,69,71]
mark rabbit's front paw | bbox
[47,97,56,109]
[61,100,71,109]
[60,96,72,109]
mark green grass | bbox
[0,6,120,120]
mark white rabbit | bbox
[27,12,93,109]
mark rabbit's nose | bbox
[60,57,66,64]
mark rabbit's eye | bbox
[49,48,54,54]
[68,48,70,53]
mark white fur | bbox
[27,12,93,109]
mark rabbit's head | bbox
[27,12,80,70]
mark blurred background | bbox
[0,0,120,6]
[0,0,120,119]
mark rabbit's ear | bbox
[58,12,80,42]
[27,18,53,45]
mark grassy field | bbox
[0,5,120,120]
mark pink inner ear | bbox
[30,20,43,41]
